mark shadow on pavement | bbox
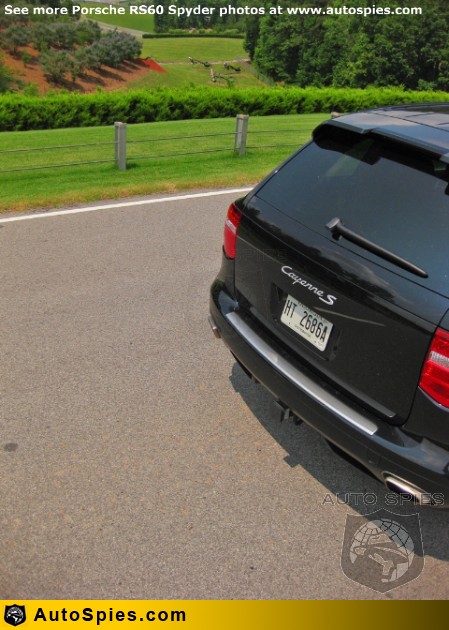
[229,362,449,563]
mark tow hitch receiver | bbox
[270,399,303,425]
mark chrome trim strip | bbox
[226,312,378,436]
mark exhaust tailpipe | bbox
[383,474,433,506]
[208,315,221,339]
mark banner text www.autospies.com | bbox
[34,608,186,625]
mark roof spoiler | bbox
[314,118,449,162]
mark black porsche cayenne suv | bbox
[209,103,449,507]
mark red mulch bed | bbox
[136,57,167,73]
[2,46,152,94]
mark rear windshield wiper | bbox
[326,217,428,278]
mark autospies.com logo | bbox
[4,605,26,627]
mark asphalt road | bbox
[1,189,449,599]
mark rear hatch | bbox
[235,124,449,424]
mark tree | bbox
[69,53,84,82]
[52,22,78,50]
[244,15,261,59]
[31,23,58,52]
[88,30,142,69]
[21,50,34,67]
[39,49,71,83]
[253,11,303,82]
[0,57,14,92]
[75,20,101,47]
[2,24,31,55]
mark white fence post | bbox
[114,122,127,170]
[234,114,249,157]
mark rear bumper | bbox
[210,281,449,506]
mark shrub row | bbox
[1,87,448,132]
[142,31,244,39]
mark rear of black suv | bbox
[209,104,449,506]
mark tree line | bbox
[245,0,449,90]
[154,0,246,33]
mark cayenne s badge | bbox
[281,265,337,306]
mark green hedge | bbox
[1,87,448,131]
[143,32,244,39]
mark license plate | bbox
[281,295,333,352]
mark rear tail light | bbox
[223,203,242,259]
[419,328,449,407]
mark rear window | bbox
[257,125,449,290]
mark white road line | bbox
[0,187,253,224]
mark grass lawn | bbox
[0,114,327,212]
[140,38,247,63]
[127,62,265,89]
[79,3,155,32]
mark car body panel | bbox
[209,103,449,503]
[235,206,449,423]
